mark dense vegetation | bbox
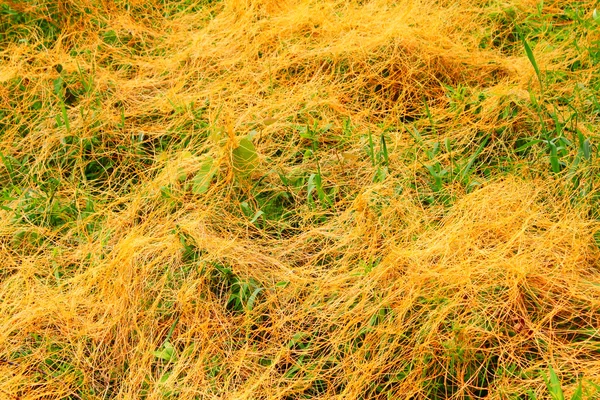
[1,0,600,398]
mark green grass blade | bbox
[522,36,543,90]
[549,141,561,173]
[460,135,489,182]
[368,130,375,166]
[570,379,583,400]
[380,133,389,166]
[516,139,543,153]
[246,288,263,311]
[546,365,565,400]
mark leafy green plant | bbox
[297,122,332,150]
[204,263,264,314]
[153,317,180,363]
[307,168,332,208]
[227,274,263,313]
[0,3,60,46]
[240,200,264,224]
[409,125,488,204]
[365,130,389,183]
[154,341,177,363]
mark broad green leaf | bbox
[192,156,215,194]
[233,136,258,177]
[153,342,176,362]
[583,139,592,160]
[277,170,290,186]
[103,30,118,44]
[227,293,241,310]
[53,77,63,97]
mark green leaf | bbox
[408,125,424,145]
[53,77,64,97]
[246,287,263,311]
[315,173,332,206]
[549,142,560,173]
[583,139,592,160]
[249,210,264,223]
[232,136,258,177]
[153,342,176,362]
[277,169,290,186]
[103,29,118,45]
[567,153,581,180]
[159,371,171,384]
[570,379,583,400]
[182,344,195,358]
[191,156,215,194]
[522,36,543,89]
[60,102,70,132]
[460,136,489,182]
[368,131,375,166]
[380,133,389,166]
[240,201,252,217]
[307,173,317,204]
[546,365,565,400]
[516,139,543,153]
[177,167,187,183]
[444,137,452,153]
[374,166,388,183]
[287,332,310,349]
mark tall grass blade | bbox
[522,36,543,90]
